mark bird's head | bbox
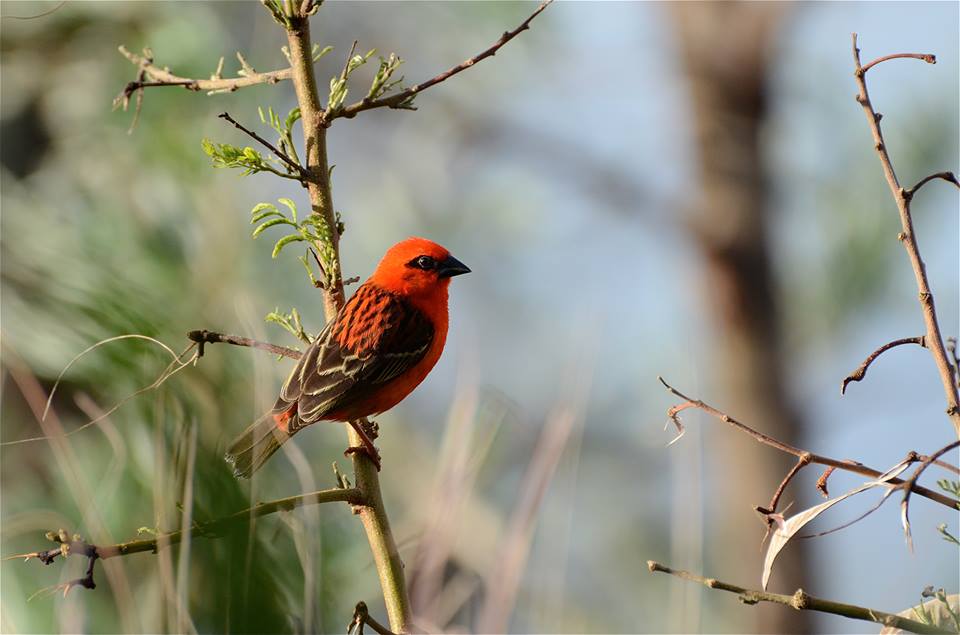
[369,237,470,302]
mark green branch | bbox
[647,561,954,635]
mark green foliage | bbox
[937,524,959,546]
[259,105,303,174]
[912,587,960,632]
[201,138,298,180]
[249,198,339,287]
[937,479,960,499]
[366,53,405,101]
[327,48,376,114]
[265,306,311,344]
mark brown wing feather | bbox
[272,283,433,426]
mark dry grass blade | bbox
[2,335,197,446]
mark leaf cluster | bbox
[201,139,297,181]
[250,198,331,259]
[327,48,412,116]
[265,307,312,345]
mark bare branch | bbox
[859,51,936,74]
[841,336,925,395]
[851,33,960,436]
[217,111,307,179]
[333,1,553,122]
[907,171,960,198]
[348,601,396,635]
[12,487,364,589]
[647,561,954,634]
[658,377,959,510]
[116,45,293,97]
[901,440,960,551]
[764,453,812,515]
[187,329,302,360]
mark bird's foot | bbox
[346,419,382,471]
[344,444,382,471]
[360,419,379,440]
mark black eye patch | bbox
[408,255,437,270]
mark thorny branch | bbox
[841,336,926,395]
[852,33,960,437]
[658,377,959,511]
[647,561,954,635]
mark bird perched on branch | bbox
[225,237,470,478]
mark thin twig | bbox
[841,336,925,395]
[334,1,553,121]
[218,112,307,179]
[187,329,301,360]
[348,601,396,635]
[658,377,959,510]
[907,171,960,198]
[763,453,812,515]
[901,440,960,551]
[852,33,960,437]
[647,561,953,635]
[860,52,936,74]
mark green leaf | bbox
[252,217,296,238]
[272,234,304,258]
[251,202,278,215]
[251,210,281,224]
[277,197,298,222]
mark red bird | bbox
[225,237,470,478]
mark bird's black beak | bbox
[437,255,471,278]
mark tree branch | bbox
[13,487,363,593]
[116,45,293,97]
[282,5,409,630]
[907,171,960,198]
[647,561,953,635]
[187,329,301,360]
[218,111,307,179]
[841,336,926,395]
[332,0,553,122]
[851,33,960,437]
[658,377,959,510]
[860,52,937,74]
[900,440,960,551]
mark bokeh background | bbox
[2,2,958,633]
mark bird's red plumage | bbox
[225,237,467,477]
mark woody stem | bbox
[283,8,412,633]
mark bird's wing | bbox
[272,283,434,425]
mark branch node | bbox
[791,589,812,610]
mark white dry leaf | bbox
[761,460,912,590]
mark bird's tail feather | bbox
[225,411,290,478]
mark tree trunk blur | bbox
[669,4,810,633]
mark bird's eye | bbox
[414,255,436,270]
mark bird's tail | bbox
[224,411,291,478]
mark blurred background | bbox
[2,2,958,633]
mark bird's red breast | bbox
[271,237,469,428]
